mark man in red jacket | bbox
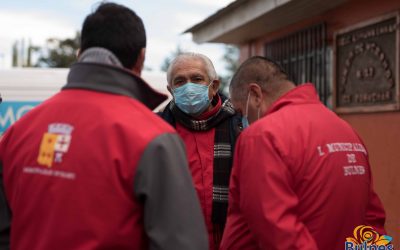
[159,52,242,250]
[220,56,386,250]
[0,3,207,250]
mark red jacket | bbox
[176,122,216,249]
[160,95,241,250]
[176,97,221,250]
[0,62,207,250]
[220,84,386,250]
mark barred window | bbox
[265,23,331,106]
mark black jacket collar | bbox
[63,62,167,110]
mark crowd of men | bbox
[0,2,386,250]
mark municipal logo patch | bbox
[37,123,74,168]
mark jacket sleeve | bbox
[0,161,10,250]
[237,133,318,249]
[133,133,208,250]
[365,173,386,235]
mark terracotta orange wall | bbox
[238,0,400,246]
[340,112,400,247]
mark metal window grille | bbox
[265,23,329,105]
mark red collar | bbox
[196,95,222,120]
[266,83,320,115]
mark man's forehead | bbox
[171,59,207,77]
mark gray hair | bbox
[166,52,218,85]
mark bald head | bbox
[230,56,292,102]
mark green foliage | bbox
[36,32,80,68]
[12,42,18,67]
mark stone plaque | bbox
[334,13,399,113]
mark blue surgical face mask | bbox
[173,82,212,116]
[241,116,250,129]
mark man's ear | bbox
[76,48,81,59]
[248,83,263,107]
[211,79,221,92]
[211,79,220,94]
[208,79,220,100]
[132,48,146,76]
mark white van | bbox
[0,68,170,136]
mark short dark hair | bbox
[230,56,289,100]
[80,2,146,69]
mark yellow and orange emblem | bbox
[37,132,71,168]
[37,133,58,168]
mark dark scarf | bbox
[166,94,238,245]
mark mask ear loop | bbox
[207,80,215,103]
[245,91,251,117]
